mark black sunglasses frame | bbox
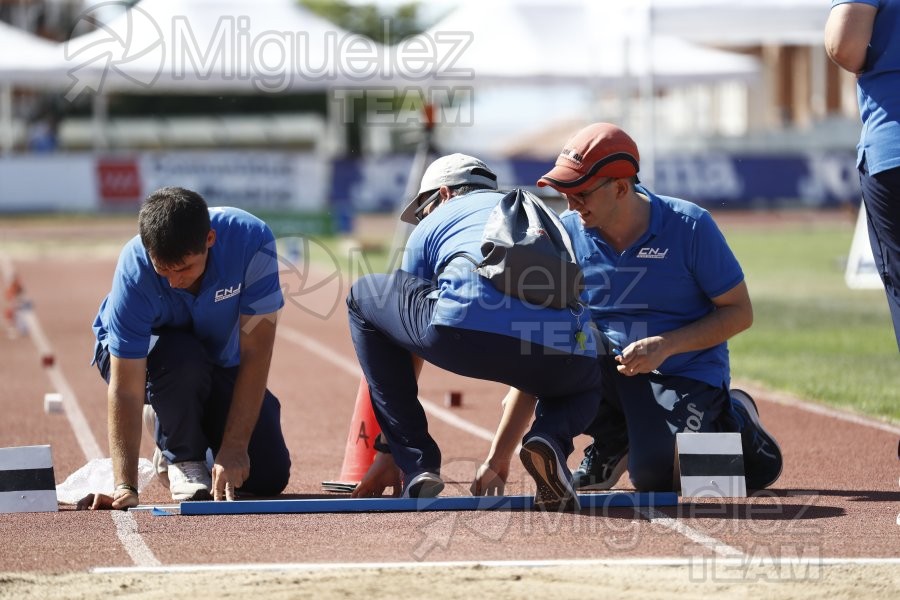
[413,189,442,222]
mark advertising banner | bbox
[332,152,861,212]
[139,152,328,211]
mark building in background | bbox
[0,0,868,213]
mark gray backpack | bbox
[475,189,584,310]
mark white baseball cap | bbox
[399,153,499,225]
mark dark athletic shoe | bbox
[571,443,628,491]
[519,435,580,512]
[731,389,783,489]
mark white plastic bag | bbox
[55,457,156,504]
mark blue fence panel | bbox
[330,152,861,211]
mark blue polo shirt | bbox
[561,188,744,388]
[832,0,900,175]
[402,190,597,357]
[93,207,284,367]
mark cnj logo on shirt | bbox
[637,247,669,259]
[215,283,242,302]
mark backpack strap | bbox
[434,251,479,280]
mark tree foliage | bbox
[299,0,424,44]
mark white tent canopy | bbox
[648,0,831,46]
[0,0,831,94]
[410,0,760,87]
[0,20,66,87]
[59,0,399,96]
[0,22,67,154]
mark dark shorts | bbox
[585,357,735,491]
[94,331,291,495]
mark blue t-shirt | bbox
[561,188,744,388]
[833,0,900,174]
[401,189,597,357]
[93,207,284,367]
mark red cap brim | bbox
[537,164,597,195]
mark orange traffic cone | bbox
[3,275,27,338]
[4,275,23,301]
[321,378,382,492]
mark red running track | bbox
[0,243,898,574]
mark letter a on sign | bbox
[357,421,371,448]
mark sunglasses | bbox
[413,189,442,223]
[564,177,615,204]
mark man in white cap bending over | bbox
[346,153,602,510]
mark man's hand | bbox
[615,336,667,376]
[212,311,278,501]
[212,444,250,501]
[470,461,509,496]
[75,488,138,511]
[351,452,402,498]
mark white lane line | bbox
[45,361,103,461]
[277,325,361,377]
[92,556,900,574]
[416,397,495,442]
[18,309,54,363]
[277,324,495,442]
[637,507,744,558]
[735,381,900,436]
[0,254,160,568]
[111,511,162,567]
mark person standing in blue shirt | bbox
[826,0,900,350]
[84,187,290,510]
[471,124,783,495]
[347,154,602,510]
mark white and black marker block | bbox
[0,445,58,513]
[675,432,747,498]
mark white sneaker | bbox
[167,461,212,501]
[144,404,213,500]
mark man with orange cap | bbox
[472,123,783,494]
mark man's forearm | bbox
[222,358,270,450]
[659,302,752,358]
[225,313,277,450]
[107,386,143,488]
[654,280,753,360]
[487,389,537,465]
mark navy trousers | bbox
[94,331,291,495]
[584,356,737,491]
[347,270,602,480]
[859,162,900,351]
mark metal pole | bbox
[639,0,656,190]
[91,92,108,151]
[0,84,13,156]
[387,102,438,266]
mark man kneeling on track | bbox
[472,123,784,496]
[84,187,290,510]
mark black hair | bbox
[450,183,494,197]
[138,187,211,266]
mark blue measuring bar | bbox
[178,491,677,515]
